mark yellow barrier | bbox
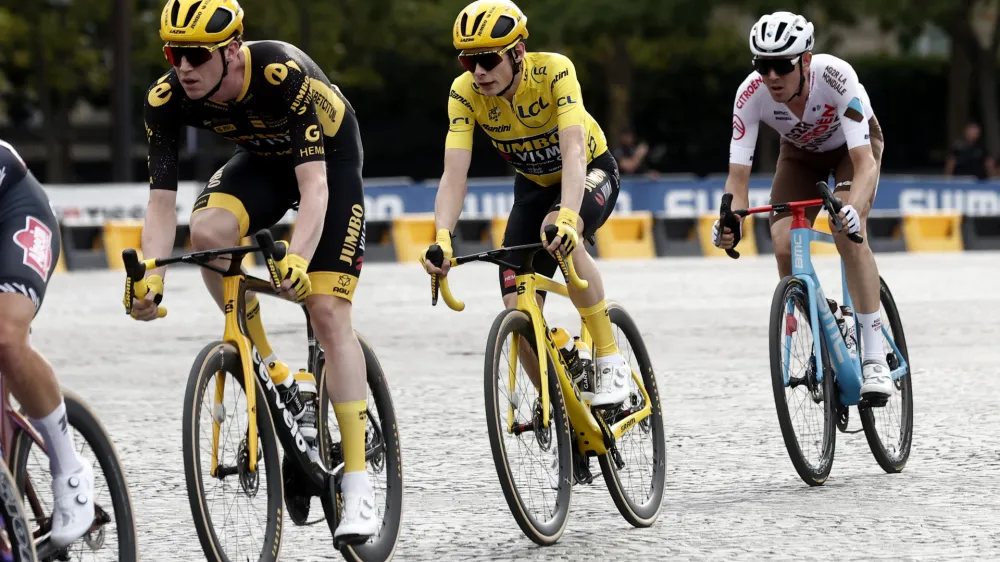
[903,212,963,252]
[595,212,656,259]
[103,219,144,270]
[491,216,508,249]
[698,214,757,257]
[391,214,437,263]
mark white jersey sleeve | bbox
[817,57,871,150]
[729,72,765,166]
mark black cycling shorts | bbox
[0,176,61,315]
[192,109,366,302]
[498,150,620,297]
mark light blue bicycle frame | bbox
[783,225,910,406]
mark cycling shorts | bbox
[0,175,61,316]
[192,109,366,302]
[769,115,885,227]
[498,150,620,298]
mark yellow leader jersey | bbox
[445,52,609,187]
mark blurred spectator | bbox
[613,128,659,178]
[944,122,996,180]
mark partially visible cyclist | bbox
[0,139,94,547]
[714,11,892,398]
[421,0,633,408]
[131,0,375,541]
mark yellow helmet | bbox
[160,0,244,44]
[452,0,528,52]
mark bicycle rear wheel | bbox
[597,301,667,528]
[181,341,283,562]
[484,308,572,546]
[315,332,403,562]
[0,459,36,562]
[769,276,837,486]
[859,276,914,473]
[10,389,137,561]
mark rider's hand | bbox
[278,252,312,302]
[421,229,453,277]
[713,219,742,250]
[129,274,164,321]
[544,207,580,256]
[835,204,861,235]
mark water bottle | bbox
[294,369,318,445]
[550,327,583,380]
[826,299,858,360]
[573,337,595,398]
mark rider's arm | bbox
[834,65,877,209]
[285,67,330,262]
[727,72,763,216]
[141,75,181,278]
[552,56,588,215]
[436,79,477,233]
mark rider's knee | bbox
[307,295,353,345]
[190,209,240,251]
[0,316,28,367]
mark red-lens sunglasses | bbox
[457,41,519,73]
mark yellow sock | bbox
[579,299,619,358]
[246,296,276,361]
[333,400,368,473]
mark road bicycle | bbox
[121,228,402,562]
[426,225,666,546]
[0,379,137,561]
[718,182,913,486]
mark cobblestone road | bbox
[31,251,1000,561]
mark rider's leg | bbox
[832,118,890,395]
[190,154,295,374]
[767,142,828,278]
[542,161,629,407]
[0,192,91,547]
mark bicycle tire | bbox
[316,332,403,562]
[10,388,137,561]
[181,341,283,562]
[597,301,667,528]
[0,458,36,562]
[769,276,837,486]
[483,308,573,546]
[859,276,914,473]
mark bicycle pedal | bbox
[860,394,889,408]
[333,533,370,549]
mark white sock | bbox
[341,470,372,497]
[29,399,82,478]
[856,311,885,363]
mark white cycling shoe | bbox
[591,355,631,408]
[860,359,893,397]
[334,484,378,541]
[50,457,95,548]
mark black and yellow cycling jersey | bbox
[144,39,353,191]
[446,51,609,187]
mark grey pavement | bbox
[31,250,1000,561]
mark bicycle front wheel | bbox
[769,276,837,486]
[597,301,667,528]
[11,389,137,561]
[181,341,284,562]
[0,458,36,562]
[859,276,914,473]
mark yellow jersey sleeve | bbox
[445,77,476,151]
[549,55,585,132]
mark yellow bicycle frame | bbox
[433,242,654,456]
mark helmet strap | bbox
[496,50,521,97]
[194,48,230,102]
[787,60,806,102]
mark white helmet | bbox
[749,12,814,57]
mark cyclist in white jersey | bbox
[713,11,892,398]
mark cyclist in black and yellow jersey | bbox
[131,0,375,541]
[422,0,632,408]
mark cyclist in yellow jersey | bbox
[422,0,632,407]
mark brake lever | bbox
[816,181,864,244]
[719,193,741,259]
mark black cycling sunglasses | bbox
[753,56,800,76]
[458,41,519,73]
